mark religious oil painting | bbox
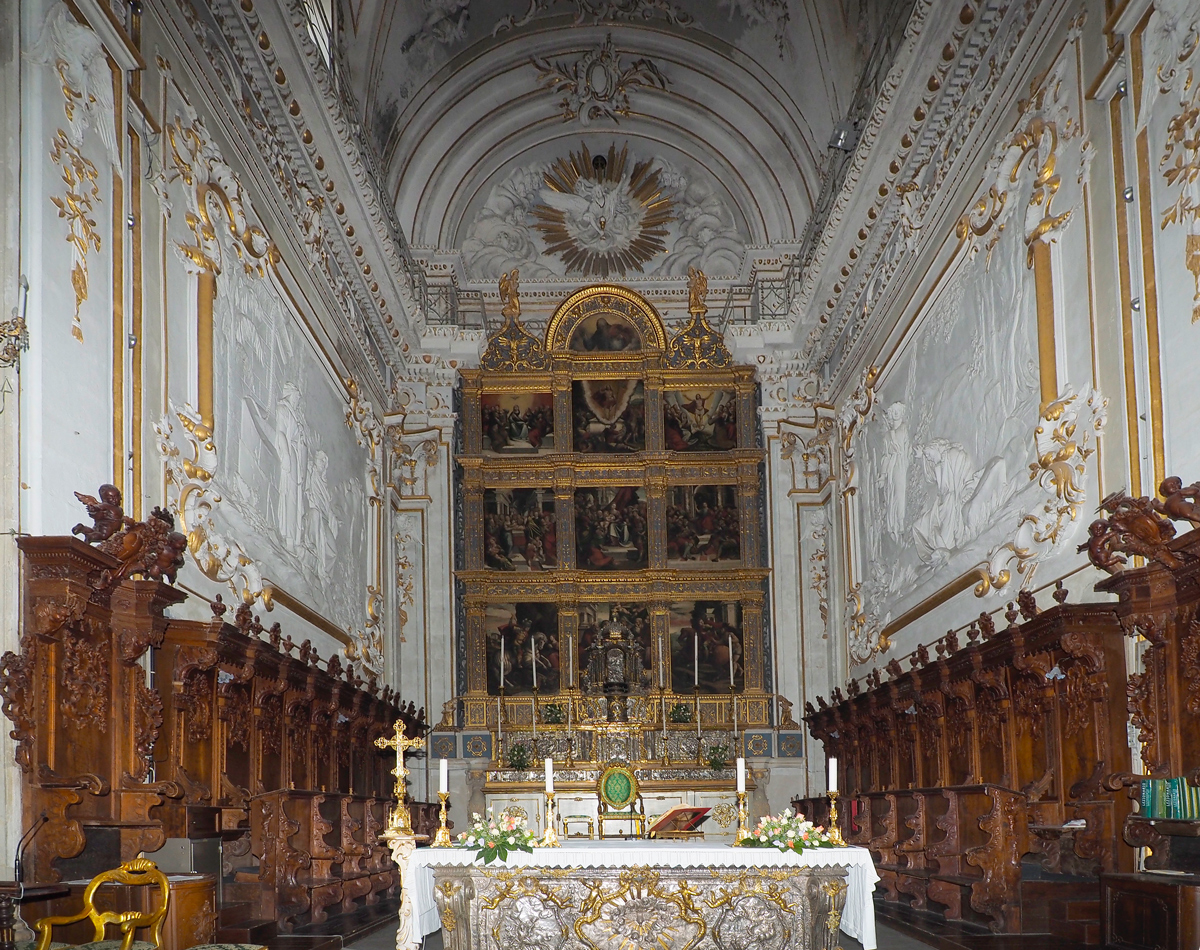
[483,489,557,571]
[669,601,744,694]
[485,602,560,696]
[568,312,642,352]
[666,485,741,567]
[577,603,653,682]
[572,380,645,453]
[663,389,738,451]
[574,486,649,569]
[480,392,555,454]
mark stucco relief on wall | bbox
[461,141,745,279]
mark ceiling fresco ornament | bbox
[533,144,674,278]
[665,267,732,369]
[494,0,694,35]
[533,33,669,125]
[480,269,550,371]
[974,385,1108,597]
[718,0,792,58]
[154,401,270,607]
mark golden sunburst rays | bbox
[533,143,675,278]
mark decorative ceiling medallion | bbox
[533,143,675,278]
[533,34,669,125]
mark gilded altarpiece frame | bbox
[456,284,771,741]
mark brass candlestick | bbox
[827,790,847,846]
[541,791,560,847]
[432,791,453,847]
[733,790,750,846]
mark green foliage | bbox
[668,703,693,723]
[506,742,531,771]
[706,744,729,771]
[542,703,565,724]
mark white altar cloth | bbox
[407,841,879,948]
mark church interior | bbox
[2,0,1200,948]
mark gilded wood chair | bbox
[596,763,645,839]
[30,859,169,950]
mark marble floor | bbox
[345,923,930,950]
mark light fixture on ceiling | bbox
[828,121,858,152]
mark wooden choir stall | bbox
[0,494,432,949]
[800,478,1200,949]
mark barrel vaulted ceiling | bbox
[338,0,889,293]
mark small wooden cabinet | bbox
[1101,872,1200,950]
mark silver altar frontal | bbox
[405,842,880,950]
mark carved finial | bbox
[250,614,264,638]
[1053,579,1068,604]
[944,629,959,655]
[847,678,860,697]
[687,265,708,314]
[234,602,253,632]
[1004,603,1019,628]
[967,622,980,643]
[885,659,903,678]
[1017,589,1039,620]
[268,622,282,648]
[499,268,520,319]
[978,612,996,640]
[211,594,227,618]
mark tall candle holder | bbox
[541,791,560,847]
[826,790,847,846]
[733,790,750,845]
[432,791,453,847]
[693,685,704,766]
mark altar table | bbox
[406,842,879,949]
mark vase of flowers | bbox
[668,703,693,723]
[706,744,730,771]
[506,741,531,770]
[744,809,836,852]
[457,808,539,864]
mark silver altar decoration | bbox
[431,862,849,950]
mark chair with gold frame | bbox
[596,763,645,839]
[29,859,169,950]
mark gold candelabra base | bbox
[733,790,750,846]
[827,790,847,847]
[541,791,560,847]
[432,791,453,847]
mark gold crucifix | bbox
[375,719,425,836]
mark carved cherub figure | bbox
[72,484,130,543]
[1154,476,1200,527]
[498,268,520,319]
[1079,519,1126,573]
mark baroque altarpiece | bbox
[452,276,771,770]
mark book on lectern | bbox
[647,805,710,837]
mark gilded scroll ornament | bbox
[665,268,733,369]
[1160,82,1200,322]
[575,869,705,950]
[155,402,269,606]
[481,270,549,371]
[49,130,101,342]
[975,385,1107,596]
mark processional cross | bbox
[375,719,425,836]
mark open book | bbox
[647,805,711,838]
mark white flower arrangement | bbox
[457,807,538,864]
[745,808,836,852]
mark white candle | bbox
[439,758,448,794]
[544,757,554,793]
[736,757,746,793]
[693,634,699,687]
[728,634,735,686]
[828,757,838,793]
[499,634,506,689]
[532,637,539,690]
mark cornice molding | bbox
[794,0,1077,397]
[150,0,452,405]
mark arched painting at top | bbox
[568,312,642,352]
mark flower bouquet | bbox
[744,809,837,852]
[457,808,538,864]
